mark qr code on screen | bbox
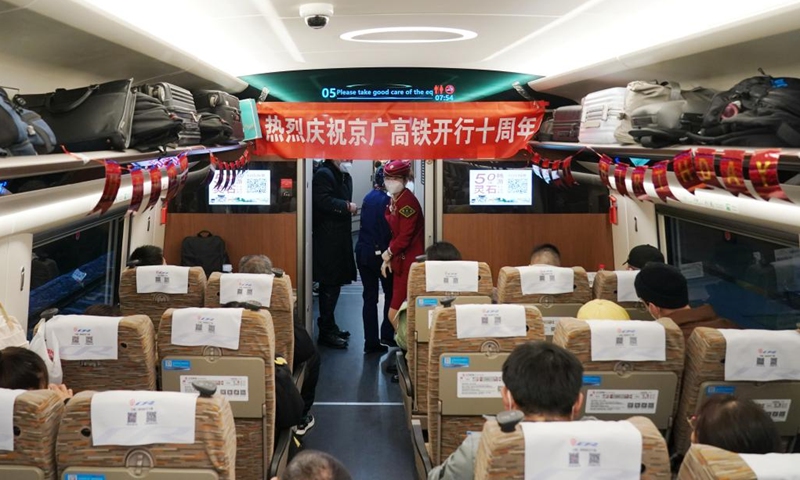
[507,178,529,194]
[247,178,268,193]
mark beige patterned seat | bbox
[674,327,800,454]
[158,308,276,480]
[496,266,591,341]
[205,271,296,367]
[0,390,64,480]
[554,318,685,439]
[119,266,207,332]
[406,261,494,422]
[422,305,545,469]
[475,416,671,480]
[59,315,157,393]
[678,444,800,480]
[56,391,236,480]
[592,270,651,318]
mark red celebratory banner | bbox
[694,148,721,188]
[164,159,180,204]
[720,150,750,197]
[613,163,629,197]
[551,160,563,188]
[145,167,162,211]
[748,150,788,201]
[255,102,547,159]
[631,166,649,201]
[598,154,613,188]
[90,161,122,215]
[562,156,577,187]
[531,153,542,180]
[652,160,675,202]
[673,150,703,192]
[128,167,145,214]
[541,159,552,184]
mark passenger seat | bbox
[592,270,651,319]
[119,265,207,332]
[0,390,65,480]
[679,444,800,479]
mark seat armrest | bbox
[412,419,432,477]
[269,427,294,478]
[396,350,413,398]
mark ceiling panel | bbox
[269,0,590,18]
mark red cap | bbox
[384,160,411,177]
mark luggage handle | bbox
[45,84,99,114]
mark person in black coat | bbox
[312,160,358,349]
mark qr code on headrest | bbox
[507,178,529,194]
[247,178,268,193]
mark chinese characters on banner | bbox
[255,102,547,159]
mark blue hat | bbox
[374,166,385,188]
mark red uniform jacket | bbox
[385,189,425,279]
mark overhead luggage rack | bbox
[0,143,245,181]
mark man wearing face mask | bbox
[381,160,425,329]
[312,159,358,349]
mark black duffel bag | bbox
[199,112,234,146]
[14,79,136,152]
[130,92,183,152]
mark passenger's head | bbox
[530,243,561,267]
[577,299,630,321]
[634,263,689,317]
[277,450,351,480]
[373,166,385,190]
[691,395,782,454]
[83,304,122,316]
[239,254,273,274]
[625,245,665,270]
[0,347,48,390]
[129,245,165,267]
[425,242,462,261]
[501,341,584,419]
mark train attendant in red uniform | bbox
[381,160,425,327]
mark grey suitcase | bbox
[141,82,201,146]
[552,105,582,142]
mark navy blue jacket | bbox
[355,188,392,265]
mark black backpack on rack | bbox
[130,92,184,152]
[180,230,230,277]
[689,73,800,147]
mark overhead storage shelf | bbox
[0,144,245,180]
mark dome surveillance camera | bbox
[300,3,334,29]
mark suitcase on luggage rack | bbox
[193,90,243,143]
[579,87,627,144]
[552,105,582,142]
[140,82,201,146]
[629,87,715,148]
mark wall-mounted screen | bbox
[469,169,533,206]
[208,170,271,206]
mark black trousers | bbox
[294,323,320,416]
[317,282,342,335]
[358,255,394,348]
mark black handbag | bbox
[15,79,136,152]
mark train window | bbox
[665,217,800,330]
[28,218,124,330]
[443,160,608,214]
[169,158,297,214]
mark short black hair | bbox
[425,242,462,261]
[129,245,164,267]
[695,395,782,454]
[84,304,122,316]
[502,341,583,417]
[530,243,561,266]
[0,347,48,390]
[282,450,352,480]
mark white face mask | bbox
[338,161,353,174]
[385,179,404,195]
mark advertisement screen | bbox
[469,169,533,206]
[208,170,271,206]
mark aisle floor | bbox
[301,281,417,480]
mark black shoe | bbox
[335,328,351,339]
[386,363,398,374]
[318,333,348,349]
[380,337,398,348]
[296,414,315,436]
[364,344,389,355]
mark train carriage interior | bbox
[2,0,800,479]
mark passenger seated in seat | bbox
[634,263,737,341]
[83,304,122,316]
[529,243,561,266]
[274,449,352,480]
[429,341,588,480]
[128,245,166,266]
[0,346,73,401]
[238,254,320,437]
[624,244,665,270]
[690,394,782,454]
[577,299,630,320]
